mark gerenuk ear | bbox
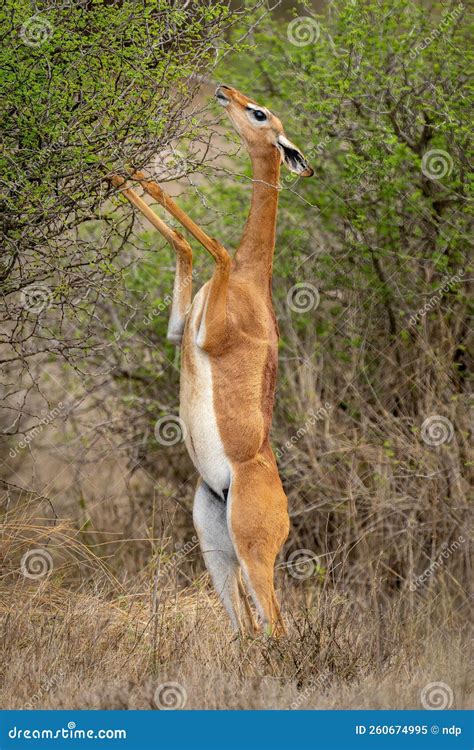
[276,135,314,176]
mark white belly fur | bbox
[180,286,231,496]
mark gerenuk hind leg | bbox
[193,479,247,633]
[228,452,289,636]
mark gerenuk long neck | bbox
[233,147,281,286]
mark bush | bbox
[0,0,261,438]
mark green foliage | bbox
[202,0,472,404]
[221,1,472,267]
[0,0,234,259]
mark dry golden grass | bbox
[1,497,471,711]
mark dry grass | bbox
[0,497,471,711]
[1,328,471,711]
